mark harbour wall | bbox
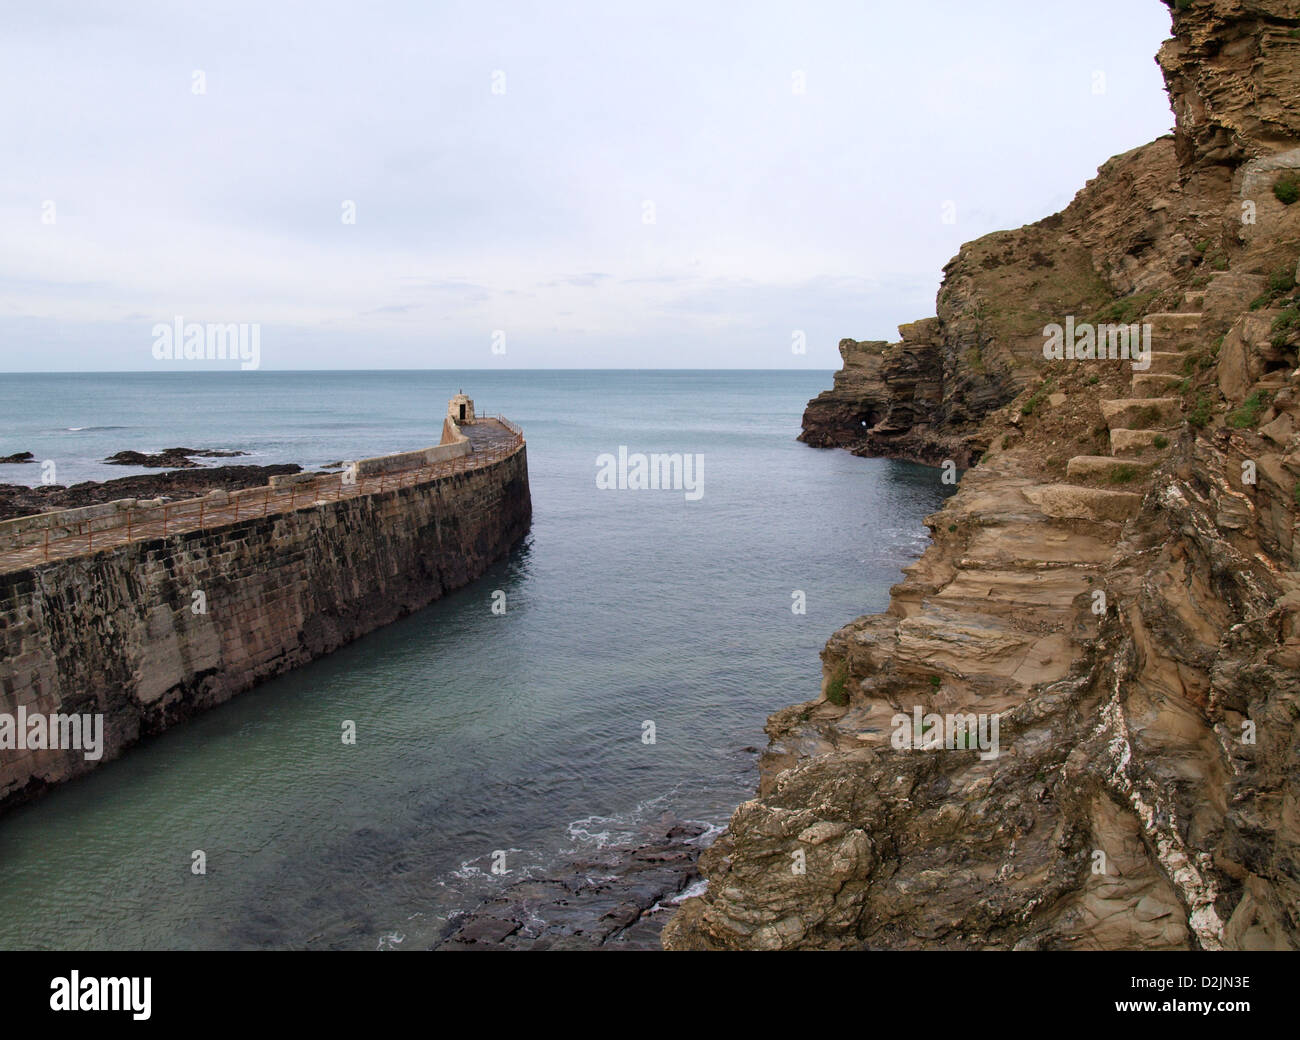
[0,433,530,813]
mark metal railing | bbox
[0,420,525,573]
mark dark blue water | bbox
[0,371,951,949]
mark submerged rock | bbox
[435,816,709,950]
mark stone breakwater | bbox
[0,419,531,814]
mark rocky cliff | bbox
[666,0,1300,950]
[799,137,1192,466]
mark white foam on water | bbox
[688,821,726,847]
[564,788,685,851]
[566,815,636,848]
[449,846,523,881]
[648,877,710,915]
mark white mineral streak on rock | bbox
[1095,659,1225,950]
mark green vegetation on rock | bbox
[825,660,850,706]
[1274,172,1300,206]
[1020,377,1055,417]
[1226,390,1272,429]
[1090,290,1159,326]
[1272,307,1299,348]
[1188,394,1213,429]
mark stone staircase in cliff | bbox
[833,300,1210,723]
[799,294,1222,953]
[1057,306,1202,511]
[847,306,1203,719]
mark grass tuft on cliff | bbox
[1275,172,1300,206]
[1020,377,1055,417]
[1187,394,1213,429]
[825,661,850,707]
[1089,290,1159,327]
[1226,390,1272,429]
[1272,307,1299,348]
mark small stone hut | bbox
[448,391,476,426]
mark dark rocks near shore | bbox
[103,447,250,468]
[0,452,35,465]
[434,816,709,950]
[0,463,301,521]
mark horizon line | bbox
[0,366,838,375]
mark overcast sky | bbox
[0,0,1176,371]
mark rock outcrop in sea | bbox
[665,0,1300,950]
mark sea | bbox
[0,370,953,949]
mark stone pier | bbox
[0,417,531,814]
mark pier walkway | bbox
[0,417,524,575]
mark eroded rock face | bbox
[669,0,1300,951]
[798,339,890,450]
[800,140,1186,467]
[670,408,1300,952]
[1157,0,1300,174]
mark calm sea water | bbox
[0,371,951,949]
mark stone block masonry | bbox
[0,436,530,814]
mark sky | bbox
[0,0,1178,371]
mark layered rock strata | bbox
[667,0,1300,950]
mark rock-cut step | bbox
[1100,397,1182,431]
[1146,352,1188,375]
[1145,311,1202,338]
[1131,373,1184,397]
[1023,483,1142,523]
[1110,428,1173,458]
[1065,456,1156,484]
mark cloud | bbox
[0,0,1176,370]
[539,273,612,288]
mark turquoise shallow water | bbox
[0,370,953,949]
